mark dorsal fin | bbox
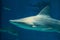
[37,5,50,15]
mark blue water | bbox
[1,0,60,40]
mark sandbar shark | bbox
[9,6,60,33]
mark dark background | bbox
[1,0,60,40]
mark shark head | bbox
[9,5,60,33]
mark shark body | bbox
[9,6,60,33]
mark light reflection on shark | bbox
[9,6,60,33]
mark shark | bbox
[0,27,18,36]
[9,5,60,33]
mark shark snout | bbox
[9,19,21,22]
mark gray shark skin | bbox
[9,6,60,33]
